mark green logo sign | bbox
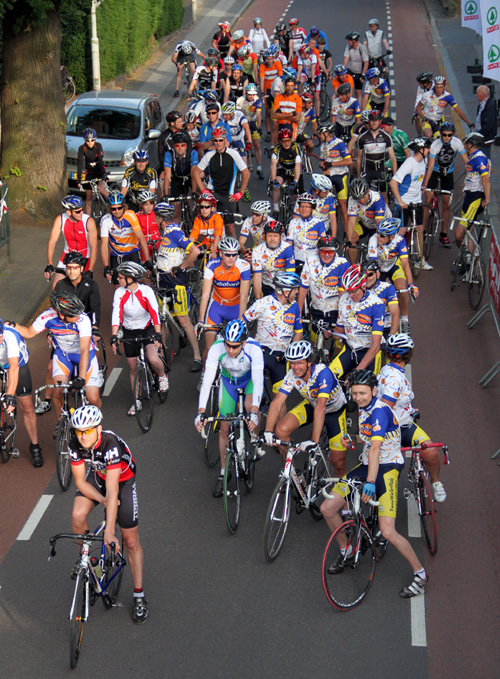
[487,6,498,25]
[465,1,478,14]
[488,44,500,63]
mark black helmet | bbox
[408,136,431,151]
[440,121,455,133]
[166,110,182,123]
[49,291,85,317]
[276,22,286,31]
[345,31,361,41]
[63,251,86,267]
[264,219,285,235]
[337,83,351,96]
[349,369,378,389]
[172,132,188,145]
[416,71,433,84]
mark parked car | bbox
[66,90,165,189]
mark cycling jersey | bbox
[69,430,136,483]
[173,41,199,57]
[0,327,29,369]
[100,210,144,256]
[464,149,491,193]
[313,192,336,222]
[298,52,320,80]
[112,284,160,330]
[225,110,248,144]
[289,27,307,56]
[197,147,246,196]
[252,240,295,288]
[164,148,199,178]
[243,294,302,353]
[364,78,390,105]
[192,65,218,89]
[212,30,231,55]
[238,52,258,78]
[287,214,327,263]
[189,212,224,249]
[280,362,346,413]
[32,308,93,355]
[227,75,246,101]
[331,96,361,127]
[301,253,350,313]
[414,83,432,110]
[357,128,393,171]
[369,280,398,329]
[386,128,409,164]
[364,29,386,59]
[59,213,92,262]
[392,155,425,204]
[54,276,101,328]
[273,93,303,126]
[297,107,317,135]
[419,87,457,122]
[378,362,416,427]
[344,43,369,75]
[336,290,385,350]
[236,95,262,122]
[271,142,301,174]
[348,190,390,229]
[136,211,161,261]
[157,224,193,272]
[199,120,232,144]
[239,216,268,246]
[320,137,351,176]
[368,232,408,272]
[359,396,402,465]
[259,60,283,90]
[248,27,270,54]
[77,141,106,181]
[331,74,355,94]
[429,136,465,175]
[204,256,251,306]
[121,166,157,195]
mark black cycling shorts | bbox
[75,472,139,529]
[262,347,287,392]
[122,324,155,359]
[110,251,142,284]
[402,204,423,227]
[12,363,33,397]
[427,172,453,192]
[170,176,192,198]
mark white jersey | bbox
[225,110,248,143]
[32,308,92,356]
[378,362,416,427]
[111,284,160,330]
[364,29,385,59]
[239,215,267,246]
[243,294,302,353]
[300,253,350,313]
[331,96,359,127]
[286,215,327,263]
[248,27,270,55]
[0,327,29,369]
[392,155,426,204]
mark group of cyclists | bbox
[1,11,494,624]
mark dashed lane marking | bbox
[17,495,53,541]
[103,367,123,397]
[411,596,428,646]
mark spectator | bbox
[475,85,497,160]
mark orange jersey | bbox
[331,74,355,95]
[259,60,283,90]
[100,210,143,257]
[204,256,251,306]
[189,213,224,250]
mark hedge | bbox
[61,0,183,93]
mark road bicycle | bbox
[450,211,491,309]
[61,65,76,103]
[263,436,332,561]
[405,203,424,279]
[81,178,109,226]
[153,278,199,368]
[278,181,297,225]
[92,330,108,396]
[35,379,87,491]
[339,239,369,267]
[303,74,331,122]
[402,440,449,555]
[117,336,168,433]
[423,181,453,260]
[165,194,195,235]
[0,369,19,463]
[321,476,383,610]
[301,318,337,365]
[49,518,126,669]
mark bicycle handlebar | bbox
[450,215,491,231]
[320,477,380,505]
[401,442,449,464]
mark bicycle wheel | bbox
[308,451,328,521]
[417,471,437,555]
[322,520,376,610]
[423,209,436,260]
[56,417,72,491]
[95,336,108,396]
[69,570,86,669]
[451,247,466,291]
[0,408,16,463]
[468,255,486,310]
[223,450,240,534]
[134,362,154,433]
[263,477,291,561]
[319,88,330,122]
[243,428,256,492]
[365,512,389,562]
[409,229,423,279]
[102,544,125,608]
[155,343,169,404]
[64,76,76,103]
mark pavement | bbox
[0,0,499,326]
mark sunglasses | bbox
[319,249,336,254]
[222,252,238,257]
[199,204,212,209]
[207,111,218,116]
[224,341,242,349]
[441,133,453,137]
[72,209,83,214]
[75,427,96,436]
[110,206,124,212]
[213,138,226,143]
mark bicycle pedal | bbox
[403,488,413,500]
[11,449,20,458]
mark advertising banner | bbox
[462,0,483,34]
[480,1,500,81]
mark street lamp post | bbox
[91,0,104,91]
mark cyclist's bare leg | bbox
[337,198,348,239]
[127,356,138,392]
[72,496,95,535]
[271,119,278,146]
[329,447,347,478]
[98,180,109,200]
[272,176,284,207]
[253,136,262,165]
[394,278,409,316]
[320,491,346,535]
[85,189,92,216]
[275,411,300,461]
[85,386,101,409]
[121,526,144,591]
[423,189,434,228]
[18,393,39,445]
[314,90,320,117]
[378,516,423,572]
[145,342,166,377]
[441,193,451,234]
[420,442,442,483]
[176,313,202,361]
[51,272,65,290]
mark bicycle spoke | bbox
[56,417,72,491]
[417,471,438,555]
[69,571,86,669]
[263,477,291,561]
[468,255,486,309]
[223,451,240,534]
[134,362,154,433]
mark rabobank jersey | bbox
[420,87,457,122]
[157,224,192,272]
[392,155,426,204]
[359,396,403,464]
[0,327,29,369]
[279,362,346,412]
[429,136,465,175]
[301,253,350,313]
[100,210,143,256]
[287,215,327,262]
[378,362,416,427]
[336,290,385,350]
[32,308,92,356]
[243,294,302,353]
[348,190,390,229]
[369,280,398,329]
[204,257,251,306]
[368,232,408,272]
[464,149,491,193]
[252,241,295,288]
[331,96,361,127]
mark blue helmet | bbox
[61,195,84,211]
[282,66,297,80]
[0,318,4,334]
[203,89,218,102]
[232,63,243,71]
[264,47,274,58]
[269,44,280,57]
[334,64,348,75]
[83,128,97,140]
[133,149,149,162]
[108,191,124,206]
[377,217,400,236]
[365,67,380,80]
[224,319,249,343]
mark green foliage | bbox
[9,167,22,176]
[37,185,48,191]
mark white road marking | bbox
[407,495,422,537]
[103,367,123,397]
[411,595,428,646]
[17,495,53,541]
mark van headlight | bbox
[122,146,139,166]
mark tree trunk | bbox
[1,7,67,220]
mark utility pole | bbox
[91,0,104,91]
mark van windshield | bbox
[66,105,141,140]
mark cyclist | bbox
[346,176,391,263]
[188,57,219,96]
[218,56,235,102]
[223,63,249,103]
[228,29,251,58]
[69,405,148,624]
[248,17,270,54]
[252,220,295,299]
[368,217,418,334]
[347,109,371,160]
[287,193,327,271]
[362,67,391,116]
[110,262,168,415]
[212,21,232,57]
[331,83,361,144]
[163,131,199,218]
[121,150,157,210]
[270,128,302,214]
[321,369,429,599]
[236,83,265,179]
[422,122,468,248]
[274,22,290,57]
[413,71,434,135]
[455,132,491,248]
[272,74,303,143]
[363,260,399,336]
[356,109,397,201]
[172,40,205,98]
[237,44,258,84]
[238,200,272,257]
[264,339,348,476]
[77,128,108,216]
[197,236,251,355]
[243,272,303,395]
[364,18,391,64]
[329,265,384,377]
[0,319,43,467]
[296,92,318,155]
[343,31,369,104]
[416,75,471,139]
[259,47,284,142]
[189,191,224,260]
[195,319,264,497]
[378,334,446,500]
[101,192,151,284]
[45,195,98,289]
[158,111,192,164]
[296,44,323,115]
[318,123,351,230]
[380,116,411,166]
[331,64,354,98]
[135,191,161,262]
[198,102,232,153]
[221,101,253,185]
[154,202,202,372]
[287,18,307,63]
[307,174,337,237]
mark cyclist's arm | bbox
[252,271,262,300]
[242,120,252,146]
[389,177,406,208]
[400,255,414,288]
[453,104,471,128]
[387,147,397,175]
[311,395,327,443]
[364,439,381,498]
[163,166,172,197]
[89,281,101,328]
[265,391,288,434]
[198,276,213,324]
[482,173,491,206]
[171,51,179,65]
[72,462,106,504]
[239,279,251,316]
[12,323,38,340]
[356,332,381,371]
[182,242,200,269]
[361,91,369,111]
[135,228,150,263]
[382,94,390,116]
[356,148,363,177]
[388,300,400,334]
[293,156,301,182]
[101,236,110,268]
[293,328,303,342]
[87,217,98,273]
[46,215,62,268]
[270,156,278,181]
[5,356,20,396]
[422,157,436,188]
[103,468,121,549]
[329,207,337,238]
[192,165,206,193]
[78,335,91,381]
[415,101,425,120]
[297,285,308,313]
[237,166,251,197]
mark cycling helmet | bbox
[137,189,155,204]
[283,74,296,84]
[253,17,262,25]
[463,132,484,147]
[133,149,149,162]
[311,174,332,192]
[154,202,175,220]
[224,319,249,344]
[49,291,85,317]
[251,200,271,215]
[368,18,379,25]
[368,109,382,121]
[318,123,335,135]
[197,191,217,207]
[221,102,236,114]
[360,110,371,123]
[416,71,433,84]
[285,340,313,362]
[264,220,285,235]
[71,405,103,430]
[184,110,198,124]
[408,136,430,151]
[219,21,230,30]
[317,235,339,250]
[350,177,370,200]
[298,45,310,56]
[345,31,361,41]
[108,191,124,206]
[219,236,240,253]
[61,195,84,211]
[207,47,219,57]
[212,127,228,139]
[377,216,401,236]
[341,264,367,291]
[434,75,446,85]
[363,259,380,273]
[349,369,378,389]
[206,57,219,68]
[116,261,147,281]
[282,66,297,80]
[232,63,243,71]
[63,251,86,267]
[232,29,244,40]
[276,22,286,31]
[245,83,258,94]
[181,41,193,54]
[385,333,415,357]
[278,128,293,141]
[336,83,351,96]
[268,44,280,57]
[297,192,317,207]
[310,26,320,36]
[238,45,250,57]
[166,110,182,123]
[334,64,348,75]
[224,56,235,65]
[203,89,218,102]
[288,18,299,25]
[82,128,97,140]
[365,67,380,80]
[301,92,314,103]
[264,47,274,59]
[273,271,301,291]
[440,121,455,132]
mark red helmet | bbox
[211,126,227,139]
[278,128,293,141]
[368,109,382,121]
[341,264,367,292]
[197,191,216,207]
[264,219,285,235]
[298,45,310,56]
[288,17,299,25]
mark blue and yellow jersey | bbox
[359,396,403,465]
[336,290,385,350]
[279,363,346,412]
[368,233,408,273]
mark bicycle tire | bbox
[451,246,466,291]
[166,316,181,358]
[409,228,423,279]
[69,570,86,668]
[134,362,154,433]
[102,542,125,608]
[204,385,221,467]
[468,255,486,310]
[223,450,240,534]
[263,477,291,561]
[56,417,72,491]
[64,75,76,103]
[155,342,169,404]
[319,88,330,122]
[0,407,16,463]
[322,520,376,610]
[423,209,436,260]
[95,336,108,396]
[188,295,199,326]
[308,451,328,521]
[417,471,438,555]
[243,427,256,492]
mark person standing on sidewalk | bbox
[475,85,497,161]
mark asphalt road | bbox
[1,0,499,677]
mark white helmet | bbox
[311,174,332,192]
[219,236,240,253]
[181,41,193,54]
[71,405,103,429]
[285,340,313,362]
[251,200,271,216]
